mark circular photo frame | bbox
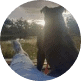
[0,0,80,81]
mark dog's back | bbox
[37,6,79,77]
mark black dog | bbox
[37,6,79,77]
[37,29,45,71]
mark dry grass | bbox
[1,36,38,60]
[1,36,80,60]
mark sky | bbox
[1,0,75,34]
[2,0,79,33]
[8,1,59,26]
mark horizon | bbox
[7,1,71,27]
[8,1,59,26]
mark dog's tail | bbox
[12,40,28,56]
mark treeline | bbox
[1,15,80,41]
[66,14,80,37]
[1,18,43,41]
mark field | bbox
[1,36,81,61]
[72,36,80,51]
[1,36,38,60]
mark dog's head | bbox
[40,6,66,15]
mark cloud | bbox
[8,7,27,19]
[20,1,59,20]
[21,1,59,9]
[8,1,59,20]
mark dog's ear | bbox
[40,6,48,13]
[58,6,66,12]
[59,5,63,7]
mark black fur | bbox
[37,6,79,77]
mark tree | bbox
[1,18,13,35]
[15,18,29,38]
[67,14,80,37]
[29,22,43,36]
[23,20,29,30]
